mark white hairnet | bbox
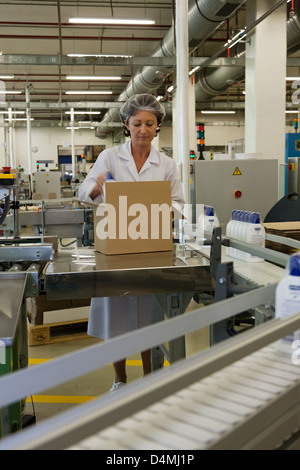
[119,93,166,125]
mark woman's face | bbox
[125,110,158,146]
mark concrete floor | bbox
[24,299,210,425]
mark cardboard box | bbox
[26,296,90,325]
[264,222,300,254]
[94,181,173,255]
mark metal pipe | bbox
[56,0,63,104]
[176,0,190,203]
[98,0,247,129]
[70,108,76,181]
[196,0,299,101]
[25,87,32,194]
[208,0,288,62]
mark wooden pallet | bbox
[28,318,89,346]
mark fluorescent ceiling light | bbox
[66,126,94,130]
[286,110,298,113]
[69,18,155,25]
[65,91,113,95]
[66,75,121,80]
[65,111,100,115]
[201,110,236,114]
[67,53,132,58]
[224,29,246,49]
[5,118,34,121]
[0,74,14,79]
[0,90,22,94]
[0,110,25,114]
[286,77,300,81]
[189,66,200,76]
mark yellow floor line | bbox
[26,395,95,404]
[29,358,50,365]
[26,358,169,405]
[29,358,169,366]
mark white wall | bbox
[3,126,116,172]
[1,121,296,173]
[195,112,245,149]
[0,121,251,173]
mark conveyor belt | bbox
[68,344,300,450]
[0,263,299,450]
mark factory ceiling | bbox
[0,0,299,132]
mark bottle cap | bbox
[206,206,214,216]
[289,253,300,276]
[245,212,252,223]
[250,212,260,224]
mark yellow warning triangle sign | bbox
[233,167,242,176]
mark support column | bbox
[0,120,6,168]
[7,108,14,168]
[245,0,286,163]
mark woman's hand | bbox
[89,172,107,200]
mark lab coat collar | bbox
[118,140,159,163]
[119,140,160,179]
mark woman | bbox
[78,93,185,391]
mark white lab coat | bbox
[78,140,185,339]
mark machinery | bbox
[0,169,58,436]
[0,239,53,437]
[0,167,92,248]
[193,159,279,225]
[1,164,300,448]
[0,248,300,449]
[32,170,61,200]
[285,132,300,194]
[2,202,86,247]
[0,169,20,238]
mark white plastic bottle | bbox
[244,212,265,262]
[226,210,236,256]
[102,171,115,201]
[240,211,252,261]
[236,211,247,260]
[197,205,219,232]
[203,206,219,232]
[230,210,240,258]
[275,253,300,355]
[232,210,243,259]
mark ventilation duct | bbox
[195,2,300,102]
[286,2,300,53]
[96,0,246,133]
